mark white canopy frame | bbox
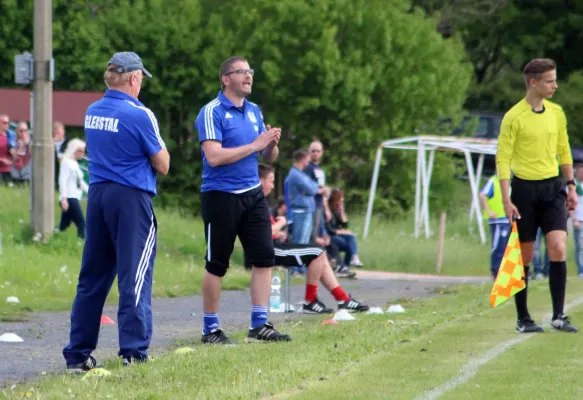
[363,136,498,244]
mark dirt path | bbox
[0,271,488,386]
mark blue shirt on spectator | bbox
[84,89,165,196]
[284,166,319,213]
[195,91,267,193]
[7,129,16,149]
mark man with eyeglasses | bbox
[194,56,291,344]
[0,114,15,186]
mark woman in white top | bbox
[59,138,89,239]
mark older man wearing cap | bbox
[63,52,170,372]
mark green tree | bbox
[193,0,472,216]
[0,0,473,217]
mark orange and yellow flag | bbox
[490,222,526,308]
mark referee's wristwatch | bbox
[566,179,576,187]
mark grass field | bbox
[1,182,579,322]
[4,278,583,399]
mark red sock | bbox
[331,286,350,302]
[305,284,318,303]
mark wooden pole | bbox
[436,212,447,274]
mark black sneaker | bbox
[516,318,544,333]
[247,322,291,342]
[551,315,579,333]
[66,355,101,373]
[201,328,236,345]
[123,356,152,367]
[338,297,369,313]
[303,298,334,314]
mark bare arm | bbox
[262,145,279,163]
[500,179,511,205]
[479,193,496,218]
[150,148,170,175]
[260,124,281,163]
[202,140,259,168]
[271,217,286,236]
[202,126,278,168]
[560,163,574,182]
[479,193,490,212]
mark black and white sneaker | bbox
[551,315,579,333]
[335,264,357,279]
[247,322,291,342]
[303,298,334,314]
[338,297,369,313]
[66,355,101,373]
[516,318,544,333]
[123,356,152,367]
[201,328,236,345]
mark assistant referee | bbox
[497,58,578,334]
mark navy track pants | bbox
[63,182,157,364]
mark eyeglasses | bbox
[311,149,322,153]
[224,69,255,77]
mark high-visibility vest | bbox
[483,176,506,221]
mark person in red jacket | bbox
[256,163,369,313]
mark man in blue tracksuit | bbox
[62,52,170,371]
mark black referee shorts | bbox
[245,243,325,269]
[511,176,567,242]
[201,187,274,277]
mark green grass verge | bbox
[5,279,583,399]
[2,182,576,321]
[0,186,250,321]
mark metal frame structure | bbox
[363,135,498,244]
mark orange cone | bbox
[100,315,115,325]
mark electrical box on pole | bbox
[14,51,34,85]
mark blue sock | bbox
[203,312,219,335]
[250,305,268,329]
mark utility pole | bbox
[31,0,54,241]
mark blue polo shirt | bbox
[84,89,166,196]
[195,91,267,193]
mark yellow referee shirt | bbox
[496,98,572,180]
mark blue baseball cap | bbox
[107,52,152,78]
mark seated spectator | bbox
[271,197,287,219]
[326,188,364,267]
[58,139,89,239]
[250,164,368,313]
[314,217,356,279]
[11,122,32,185]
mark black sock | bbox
[549,261,567,319]
[515,266,530,321]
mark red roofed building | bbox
[0,88,103,126]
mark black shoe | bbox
[201,329,236,345]
[123,356,152,367]
[247,322,291,342]
[338,297,369,313]
[66,355,101,373]
[303,298,334,314]
[516,318,544,333]
[551,315,579,332]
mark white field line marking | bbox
[415,295,583,400]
